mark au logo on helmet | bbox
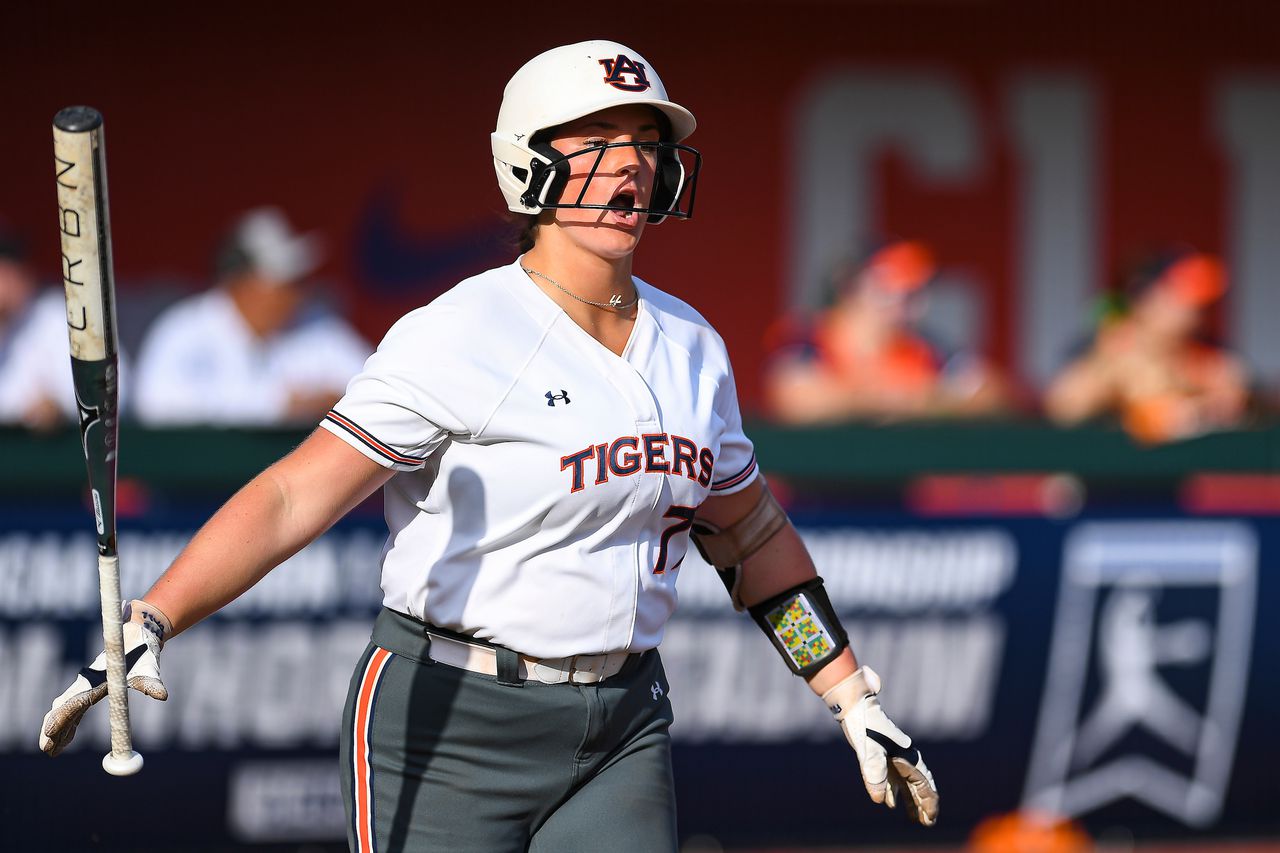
[598,55,650,92]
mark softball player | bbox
[40,40,939,852]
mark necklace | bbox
[522,266,639,311]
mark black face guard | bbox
[520,140,702,223]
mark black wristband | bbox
[747,577,849,677]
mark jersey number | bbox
[654,505,697,575]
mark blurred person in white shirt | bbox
[0,235,131,429]
[134,207,370,426]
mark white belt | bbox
[424,630,634,685]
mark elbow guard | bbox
[691,485,788,611]
[747,578,849,677]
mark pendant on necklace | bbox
[608,294,623,307]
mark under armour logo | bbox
[598,55,651,92]
[546,390,571,407]
[651,681,664,701]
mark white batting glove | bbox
[40,599,172,757]
[822,666,939,826]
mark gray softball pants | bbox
[339,608,678,853]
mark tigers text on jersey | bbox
[320,259,757,658]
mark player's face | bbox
[544,104,662,258]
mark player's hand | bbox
[39,599,172,757]
[822,666,939,826]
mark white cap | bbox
[224,207,322,284]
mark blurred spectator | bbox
[764,238,1013,424]
[0,235,123,429]
[134,207,370,426]
[1044,251,1248,444]
[968,810,1092,853]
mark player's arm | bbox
[40,429,393,756]
[145,428,394,636]
[697,479,856,690]
[694,478,940,825]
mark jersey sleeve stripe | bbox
[325,410,424,467]
[711,453,757,492]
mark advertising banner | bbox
[2,508,1275,849]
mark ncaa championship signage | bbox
[0,508,1272,849]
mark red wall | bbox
[5,2,1275,406]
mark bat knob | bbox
[54,106,103,133]
[102,749,144,776]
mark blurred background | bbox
[2,1,1278,851]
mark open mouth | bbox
[607,189,640,225]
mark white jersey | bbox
[321,259,758,658]
[134,288,370,425]
[0,289,129,423]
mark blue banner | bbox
[2,505,1276,849]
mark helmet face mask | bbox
[492,40,701,225]
[520,140,702,224]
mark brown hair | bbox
[513,213,539,253]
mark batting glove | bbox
[40,599,172,757]
[823,666,939,826]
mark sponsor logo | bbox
[1023,522,1257,827]
[545,389,570,407]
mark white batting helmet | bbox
[491,40,701,224]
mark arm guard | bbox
[691,485,788,611]
[747,578,849,677]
